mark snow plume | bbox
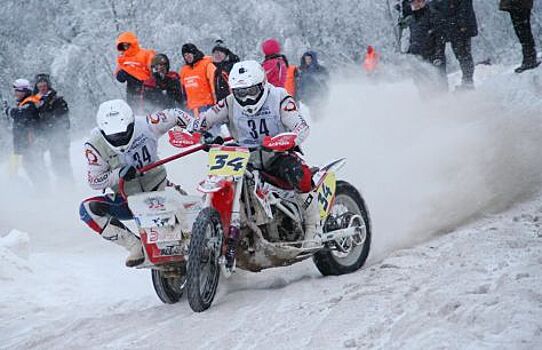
[306,65,542,260]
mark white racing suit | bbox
[196,84,321,244]
[79,108,192,266]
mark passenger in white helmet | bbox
[79,99,192,267]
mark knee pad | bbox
[79,200,108,233]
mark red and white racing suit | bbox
[195,84,320,240]
[79,108,191,236]
[198,84,313,193]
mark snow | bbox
[2,195,541,349]
[0,230,31,281]
[1,63,542,349]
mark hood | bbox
[116,32,141,57]
[261,39,281,56]
[33,73,53,94]
[300,51,320,69]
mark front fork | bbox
[224,176,245,270]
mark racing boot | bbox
[300,191,323,249]
[101,219,145,267]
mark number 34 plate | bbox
[208,147,250,177]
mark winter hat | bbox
[34,73,51,87]
[182,43,199,55]
[13,79,32,92]
[33,73,52,94]
[212,39,229,54]
[301,51,319,67]
[261,39,281,56]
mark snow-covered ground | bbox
[1,65,542,349]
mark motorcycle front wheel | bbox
[186,207,224,312]
[313,180,371,276]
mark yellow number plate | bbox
[208,148,250,177]
[317,171,336,218]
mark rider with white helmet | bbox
[188,60,319,247]
[79,99,192,267]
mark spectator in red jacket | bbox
[142,53,183,113]
[261,38,288,88]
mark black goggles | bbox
[117,43,131,51]
[232,84,263,99]
[102,123,134,147]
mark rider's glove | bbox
[202,132,223,145]
[119,165,137,181]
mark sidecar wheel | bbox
[151,268,185,304]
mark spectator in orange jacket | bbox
[115,32,155,112]
[179,43,216,116]
[363,45,380,73]
[284,65,298,97]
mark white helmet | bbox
[96,99,135,152]
[229,60,269,115]
[13,79,32,92]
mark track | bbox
[1,65,542,349]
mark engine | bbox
[262,203,304,243]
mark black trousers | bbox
[509,9,536,63]
[434,35,475,85]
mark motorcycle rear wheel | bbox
[313,180,371,276]
[186,207,223,312]
[151,268,185,304]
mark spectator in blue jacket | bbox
[297,51,329,118]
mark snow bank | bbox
[0,230,31,281]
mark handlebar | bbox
[118,136,233,201]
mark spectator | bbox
[179,43,216,116]
[4,79,48,188]
[432,0,478,90]
[402,0,448,91]
[285,64,298,98]
[115,32,155,112]
[402,1,439,61]
[33,74,73,182]
[261,38,289,87]
[362,45,380,73]
[212,40,240,101]
[142,53,183,113]
[500,0,540,73]
[297,51,329,118]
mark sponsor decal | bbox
[148,228,159,242]
[130,134,148,150]
[85,149,99,165]
[144,196,166,210]
[91,172,110,184]
[106,111,120,118]
[148,113,161,124]
[284,99,297,112]
[152,216,171,227]
[159,245,182,256]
